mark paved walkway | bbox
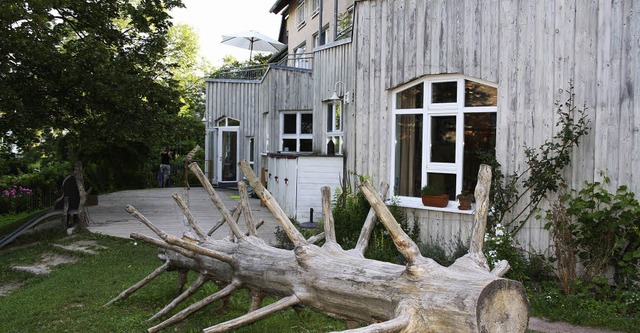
[87,187,280,245]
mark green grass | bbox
[0,230,346,333]
[0,209,49,238]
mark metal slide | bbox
[0,208,61,249]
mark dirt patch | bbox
[53,240,107,255]
[11,252,79,275]
[0,281,27,296]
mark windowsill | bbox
[297,21,306,31]
[388,196,475,215]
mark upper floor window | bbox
[295,0,306,28]
[281,111,313,152]
[326,101,343,155]
[314,25,328,47]
[392,76,497,206]
[311,0,320,15]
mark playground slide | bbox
[0,208,61,249]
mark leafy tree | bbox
[0,0,197,190]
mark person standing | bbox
[159,146,172,187]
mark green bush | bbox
[544,174,640,289]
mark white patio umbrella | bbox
[221,30,286,61]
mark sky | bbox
[170,0,283,67]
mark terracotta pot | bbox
[421,194,449,207]
[458,197,472,210]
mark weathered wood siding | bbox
[352,0,639,253]
[205,67,313,177]
[259,67,314,154]
[312,40,355,152]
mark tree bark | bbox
[109,162,529,333]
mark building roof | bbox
[269,0,289,14]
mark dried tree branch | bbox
[148,280,242,333]
[469,164,492,256]
[330,315,410,333]
[188,162,245,239]
[130,232,194,258]
[359,181,427,271]
[163,235,234,264]
[321,186,337,244]
[355,182,389,255]
[126,205,168,239]
[208,205,243,236]
[104,261,170,306]
[202,295,301,333]
[238,181,257,236]
[172,193,207,241]
[148,274,208,321]
[238,160,308,247]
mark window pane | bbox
[282,139,296,152]
[432,81,457,103]
[300,139,313,152]
[396,83,424,109]
[395,114,422,197]
[228,118,240,126]
[283,114,296,134]
[301,114,313,134]
[327,104,333,132]
[463,113,497,192]
[430,116,456,163]
[427,173,456,200]
[465,80,497,106]
[335,103,341,131]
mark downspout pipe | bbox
[334,0,338,41]
[318,0,323,44]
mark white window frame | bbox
[326,101,343,155]
[247,137,255,170]
[295,0,306,28]
[311,0,320,16]
[390,75,497,211]
[314,24,329,47]
[281,111,313,152]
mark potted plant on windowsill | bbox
[421,185,449,208]
[456,191,473,210]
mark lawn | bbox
[0,230,346,332]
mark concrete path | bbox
[87,187,280,245]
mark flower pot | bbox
[458,197,472,210]
[421,194,449,207]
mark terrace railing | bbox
[212,53,314,81]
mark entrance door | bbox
[216,128,238,183]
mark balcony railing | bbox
[212,53,314,81]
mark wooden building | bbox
[205,0,639,253]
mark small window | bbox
[431,81,457,103]
[281,111,313,152]
[326,102,343,155]
[295,1,306,27]
[396,83,424,109]
[247,137,255,170]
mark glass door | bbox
[216,129,238,183]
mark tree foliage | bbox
[0,0,210,190]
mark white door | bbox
[216,128,239,183]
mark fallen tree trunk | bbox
[107,162,529,332]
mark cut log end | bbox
[476,279,529,333]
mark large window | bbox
[326,101,343,155]
[393,76,497,204]
[281,111,313,152]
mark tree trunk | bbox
[108,162,529,333]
